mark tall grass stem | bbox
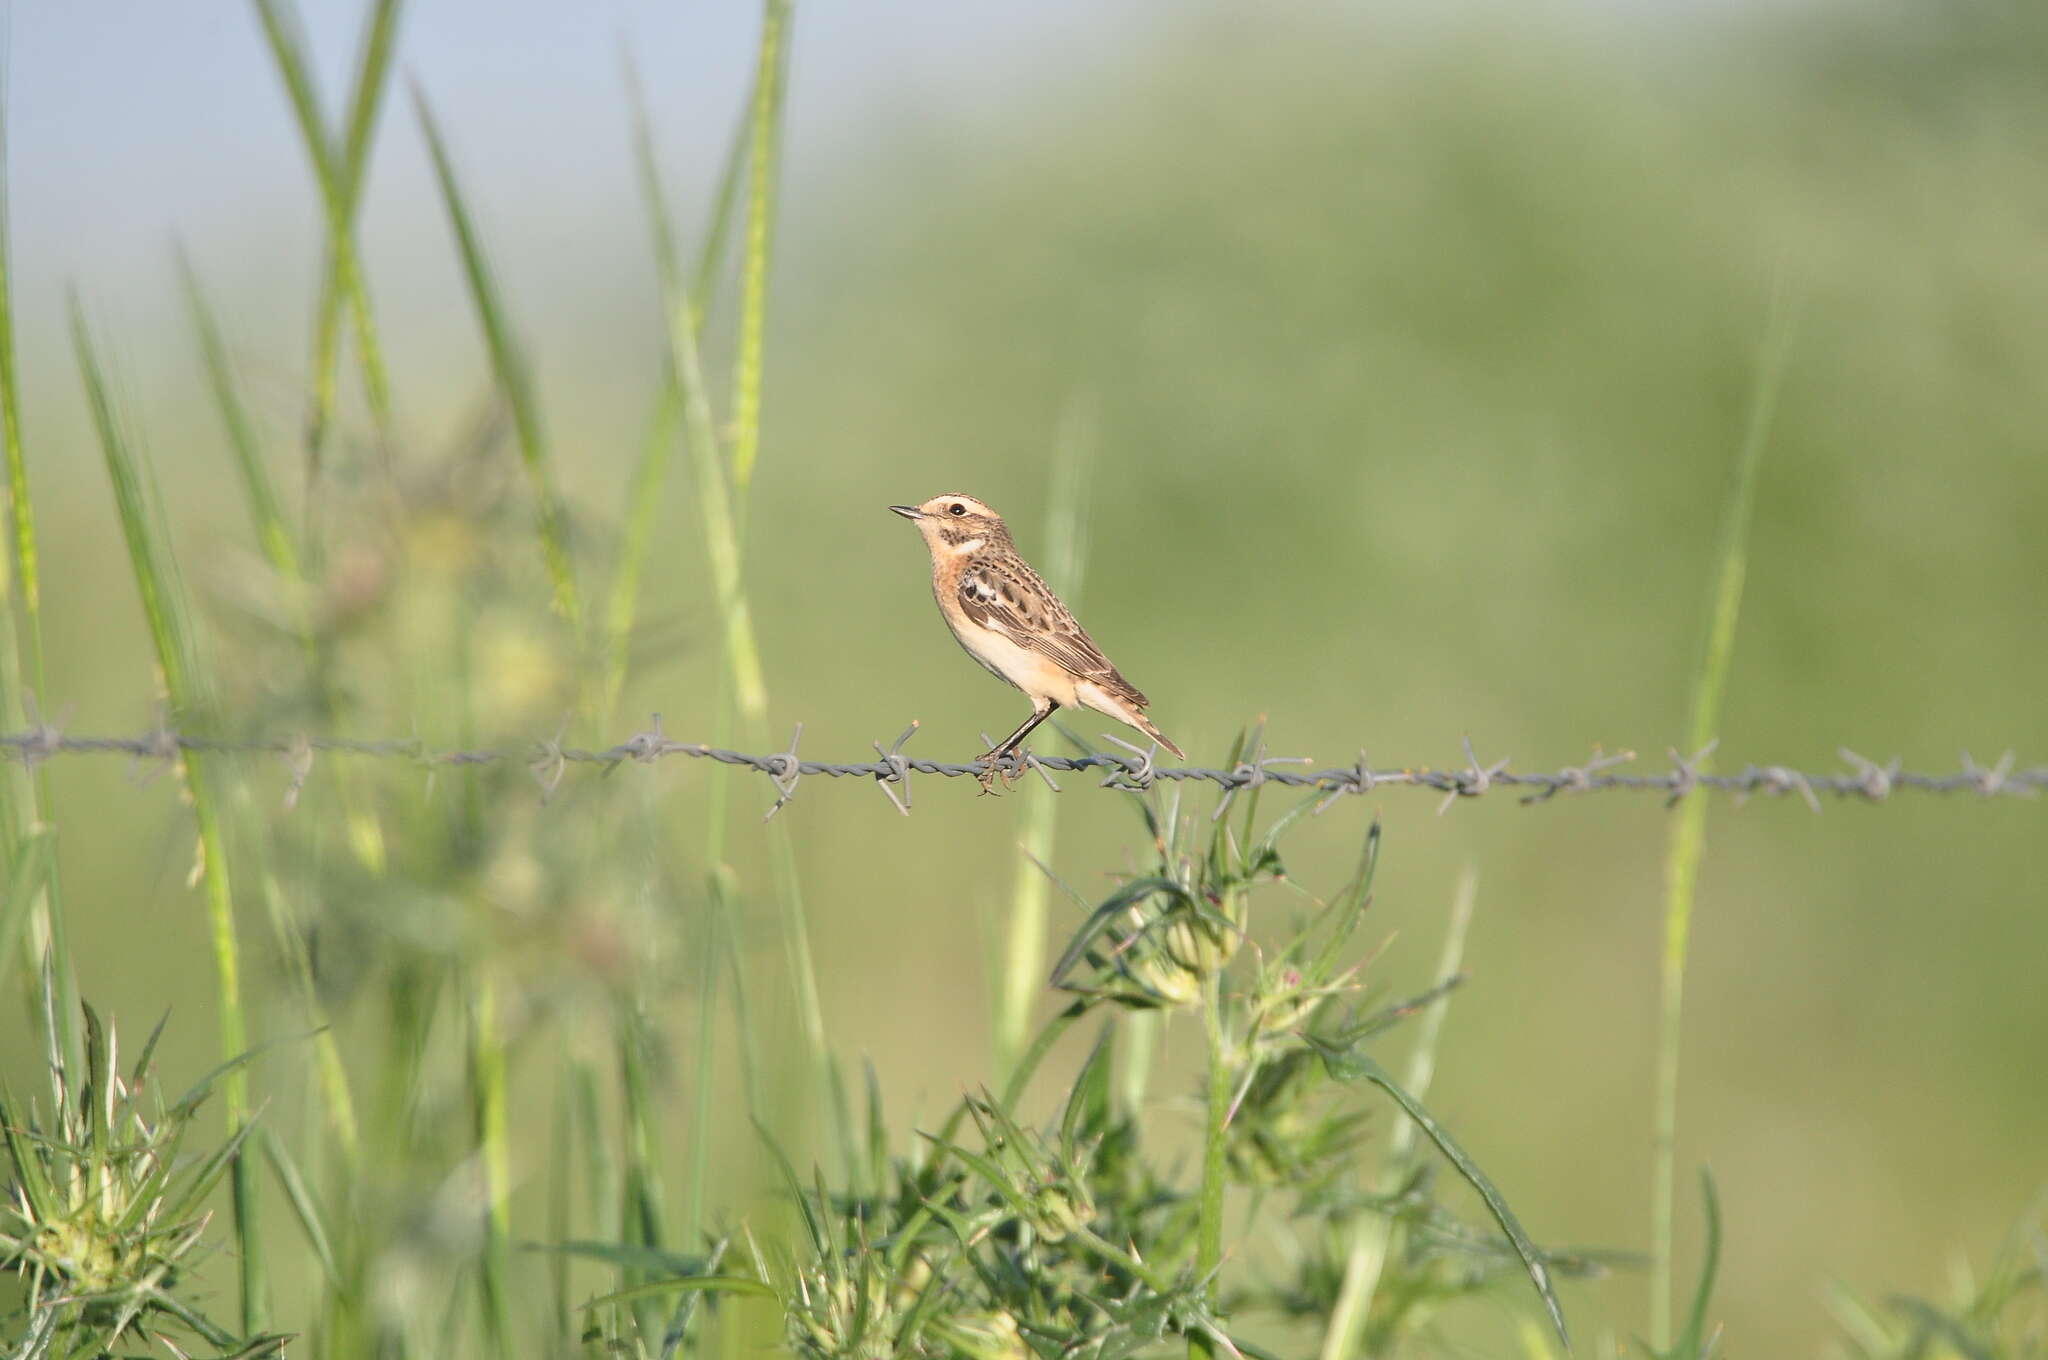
[1649,273,1800,1345]
[727,0,791,497]
[249,0,398,469]
[72,300,262,1330]
[414,85,585,641]
[996,405,1093,1080]
[0,46,77,1078]
[1320,865,1479,1359]
[1191,971,1230,1359]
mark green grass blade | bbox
[615,86,768,1310]
[536,1240,704,1276]
[665,263,825,1088]
[413,84,584,641]
[604,41,780,721]
[549,1059,571,1348]
[0,43,39,631]
[71,299,261,1332]
[0,1082,58,1226]
[603,366,681,720]
[178,249,301,584]
[468,971,514,1353]
[577,1277,774,1311]
[1667,1170,1722,1359]
[0,826,52,1005]
[262,1126,341,1288]
[727,0,793,495]
[691,101,751,328]
[659,66,820,1108]
[644,11,821,1296]
[236,786,361,1165]
[183,245,391,1139]
[0,44,78,1084]
[1192,973,1231,1360]
[183,248,388,882]
[603,57,689,720]
[323,0,402,427]
[1345,1050,1571,1351]
[1320,865,1480,1360]
[620,996,672,1343]
[250,0,397,461]
[997,406,1092,1081]
[624,51,684,300]
[663,204,764,728]
[1649,275,1800,1345]
[755,1117,826,1257]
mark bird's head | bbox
[888,494,1010,557]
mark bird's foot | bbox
[974,748,1025,794]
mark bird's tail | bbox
[1076,679,1187,760]
[1131,712,1186,761]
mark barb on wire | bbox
[1,720,2042,819]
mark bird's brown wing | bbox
[958,556,1149,708]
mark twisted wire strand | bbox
[2,715,2040,821]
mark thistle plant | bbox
[571,758,1591,1359]
[1827,1205,2046,1360]
[0,997,287,1359]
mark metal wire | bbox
[2,709,2040,821]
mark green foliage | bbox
[414,86,583,638]
[1828,1210,2047,1360]
[1651,277,1799,1347]
[564,796,1585,1359]
[1639,1173,1723,1360]
[0,1000,288,1358]
[3,2,2043,1357]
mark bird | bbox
[889,493,1185,782]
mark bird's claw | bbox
[975,748,1027,794]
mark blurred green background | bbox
[8,1,2047,1353]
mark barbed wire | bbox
[1,706,2041,821]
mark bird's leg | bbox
[978,700,1056,792]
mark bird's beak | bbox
[888,504,923,520]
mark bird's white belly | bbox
[945,616,1079,707]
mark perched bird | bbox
[890,493,1185,776]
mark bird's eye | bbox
[947,503,966,516]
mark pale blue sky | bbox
[6,0,1790,451]
[9,1,1132,361]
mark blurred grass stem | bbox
[1191,971,1230,1359]
[0,57,78,1078]
[1649,272,1799,1345]
[72,300,263,1331]
[249,0,398,477]
[997,407,1092,1079]
[1320,865,1478,1359]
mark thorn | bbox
[623,712,670,764]
[1836,747,1898,803]
[130,705,181,787]
[762,722,806,822]
[11,691,65,770]
[1742,763,1820,813]
[528,715,572,804]
[1312,750,1372,816]
[1663,739,1720,809]
[1961,749,2021,798]
[1099,731,1158,793]
[1524,746,1635,804]
[1438,736,1510,815]
[280,733,314,812]
[872,724,916,815]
